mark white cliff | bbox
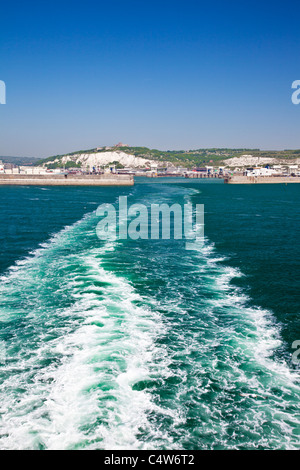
[46,151,159,168]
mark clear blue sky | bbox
[1,0,300,157]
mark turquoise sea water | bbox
[0,178,299,449]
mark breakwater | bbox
[0,174,134,186]
[225,176,300,184]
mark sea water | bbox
[0,179,299,449]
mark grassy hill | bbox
[36,146,300,169]
[0,156,41,166]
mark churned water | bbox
[0,179,299,449]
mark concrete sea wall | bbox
[0,174,134,186]
[225,176,300,184]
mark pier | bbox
[224,175,300,184]
[0,174,134,186]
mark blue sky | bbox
[1,0,300,157]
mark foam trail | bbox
[0,184,299,450]
[147,234,300,449]
[0,213,171,449]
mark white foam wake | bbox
[0,214,171,449]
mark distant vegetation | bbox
[0,156,41,166]
[46,161,82,169]
[250,150,300,160]
[111,161,125,169]
[117,147,259,167]
[35,149,97,166]
[36,146,300,169]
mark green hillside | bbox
[36,146,300,169]
[0,156,40,166]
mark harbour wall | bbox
[225,176,300,184]
[0,174,134,186]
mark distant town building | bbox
[115,142,128,148]
[244,167,278,177]
[288,165,298,175]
